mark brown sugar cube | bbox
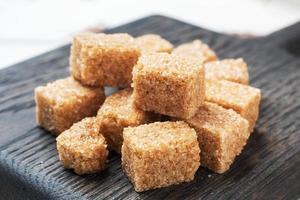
[206,80,261,132]
[205,58,249,84]
[34,77,105,135]
[172,40,217,63]
[97,88,156,153]
[132,53,205,119]
[122,121,200,192]
[182,102,249,173]
[134,34,173,53]
[70,33,140,87]
[56,117,108,175]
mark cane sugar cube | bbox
[206,80,261,132]
[97,88,156,153]
[34,77,105,135]
[184,102,249,173]
[132,53,205,119]
[134,34,173,53]
[172,40,217,63]
[205,58,249,84]
[57,117,108,175]
[122,121,200,192]
[70,33,140,87]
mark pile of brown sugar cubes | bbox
[34,33,261,192]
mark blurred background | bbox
[0,0,299,69]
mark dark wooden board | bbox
[0,15,300,200]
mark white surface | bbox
[0,0,300,69]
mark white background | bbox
[0,0,299,69]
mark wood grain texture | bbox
[0,15,299,200]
